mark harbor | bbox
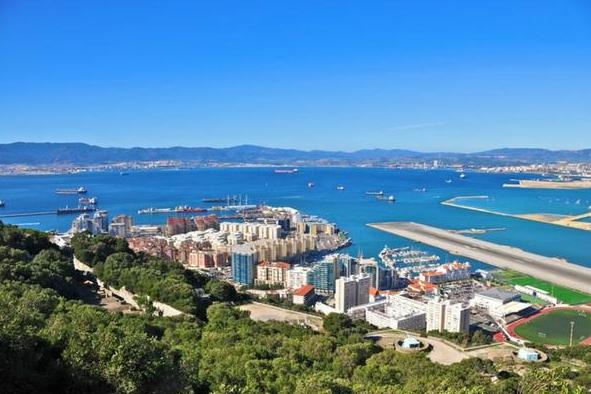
[369,221,591,295]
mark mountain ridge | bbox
[1,142,590,165]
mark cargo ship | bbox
[57,206,96,215]
[274,168,298,174]
[138,206,207,215]
[55,187,87,195]
[202,196,239,204]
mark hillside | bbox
[1,142,590,165]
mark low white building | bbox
[362,295,427,331]
[471,288,521,315]
[292,284,316,306]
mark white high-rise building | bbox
[335,273,371,313]
[426,299,470,333]
[287,266,311,289]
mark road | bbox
[239,302,323,331]
[368,222,591,295]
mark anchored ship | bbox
[376,195,395,202]
[57,205,96,215]
[138,206,208,215]
[79,197,98,205]
[55,187,87,195]
[274,168,298,174]
[202,196,240,204]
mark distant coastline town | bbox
[3,159,591,181]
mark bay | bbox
[1,167,591,271]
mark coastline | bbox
[442,196,591,232]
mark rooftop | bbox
[476,288,520,302]
[293,284,315,297]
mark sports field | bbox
[514,309,591,345]
[500,271,591,305]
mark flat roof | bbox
[496,301,531,316]
[476,288,520,302]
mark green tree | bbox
[205,279,238,302]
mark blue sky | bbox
[0,1,590,152]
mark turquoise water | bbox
[1,168,591,270]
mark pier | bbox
[368,221,591,295]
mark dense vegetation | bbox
[71,232,212,317]
[426,329,491,347]
[0,223,588,393]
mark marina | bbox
[379,246,441,278]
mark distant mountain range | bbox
[1,142,590,166]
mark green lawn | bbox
[499,271,591,305]
[514,309,591,346]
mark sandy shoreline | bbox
[442,197,591,232]
[503,180,591,189]
[368,221,591,296]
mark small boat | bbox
[308,182,315,188]
[377,195,395,202]
[445,179,452,184]
[336,185,345,191]
[274,168,298,174]
[365,191,384,196]
[79,197,98,205]
[459,173,466,179]
[120,172,129,176]
[0,200,4,208]
[55,187,87,195]
[413,188,426,192]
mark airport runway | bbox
[368,221,591,295]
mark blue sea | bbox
[1,168,591,271]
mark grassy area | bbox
[496,270,591,305]
[514,309,591,346]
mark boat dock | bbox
[368,221,591,295]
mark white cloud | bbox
[390,122,445,131]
